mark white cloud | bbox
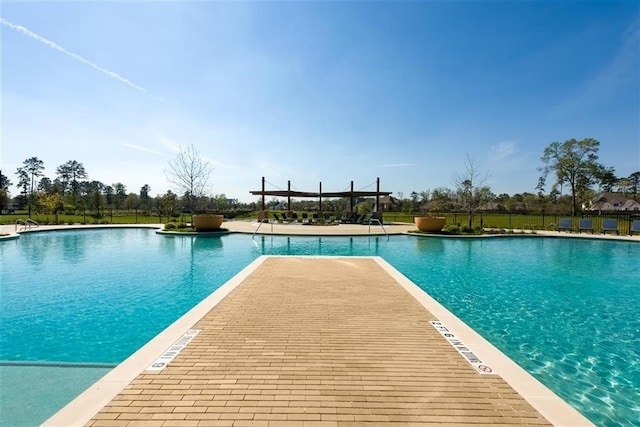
[0,17,154,96]
[551,19,639,117]
[489,141,517,161]
[119,143,166,157]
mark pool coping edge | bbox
[42,255,594,427]
[374,257,594,427]
[41,255,270,427]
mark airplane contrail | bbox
[1,17,150,94]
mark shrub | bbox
[460,225,474,233]
[443,224,460,233]
[164,222,177,230]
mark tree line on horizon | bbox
[1,138,638,220]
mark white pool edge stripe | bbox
[430,320,496,375]
[374,256,594,427]
[41,255,269,427]
[146,329,201,371]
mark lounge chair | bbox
[578,218,593,233]
[602,219,618,235]
[323,213,332,223]
[272,213,282,223]
[334,212,343,223]
[345,212,358,223]
[630,220,640,235]
[281,212,291,223]
[369,212,383,225]
[579,219,593,233]
[558,218,572,232]
[311,212,319,223]
[301,212,309,223]
[290,212,299,223]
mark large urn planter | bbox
[192,214,224,231]
[414,216,446,232]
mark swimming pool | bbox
[1,229,638,425]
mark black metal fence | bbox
[384,212,640,235]
[471,212,640,235]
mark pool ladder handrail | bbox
[368,216,388,238]
[15,218,39,232]
[252,218,273,239]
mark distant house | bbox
[588,192,640,212]
[378,195,400,211]
[477,202,508,213]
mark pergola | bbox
[250,177,391,212]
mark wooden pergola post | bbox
[350,181,354,212]
[376,177,380,212]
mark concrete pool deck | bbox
[42,255,593,427]
[3,219,639,240]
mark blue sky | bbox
[1,1,638,203]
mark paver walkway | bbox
[86,257,550,426]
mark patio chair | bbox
[281,212,291,223]
[290,212,299,223]
[311,212,319,223]
[369,212,383,225]
[345,212,358,223]
[602,219,619,235]
[579,218,593,233]
[630,220,640,235]
[323,213,332,223]
[334,212,343,223]
[558,218,572,232]
[272,213,282,223]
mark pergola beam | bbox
[250,177,391,211]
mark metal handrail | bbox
[252,219,273,239]
[368,218,388,237]
[15,219,39,231]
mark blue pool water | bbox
[1,228,639,426]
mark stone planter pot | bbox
[414,216,446,232]
[192,214,224,231]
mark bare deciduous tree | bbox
[453,155,490,227]
[165,144,212,214]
